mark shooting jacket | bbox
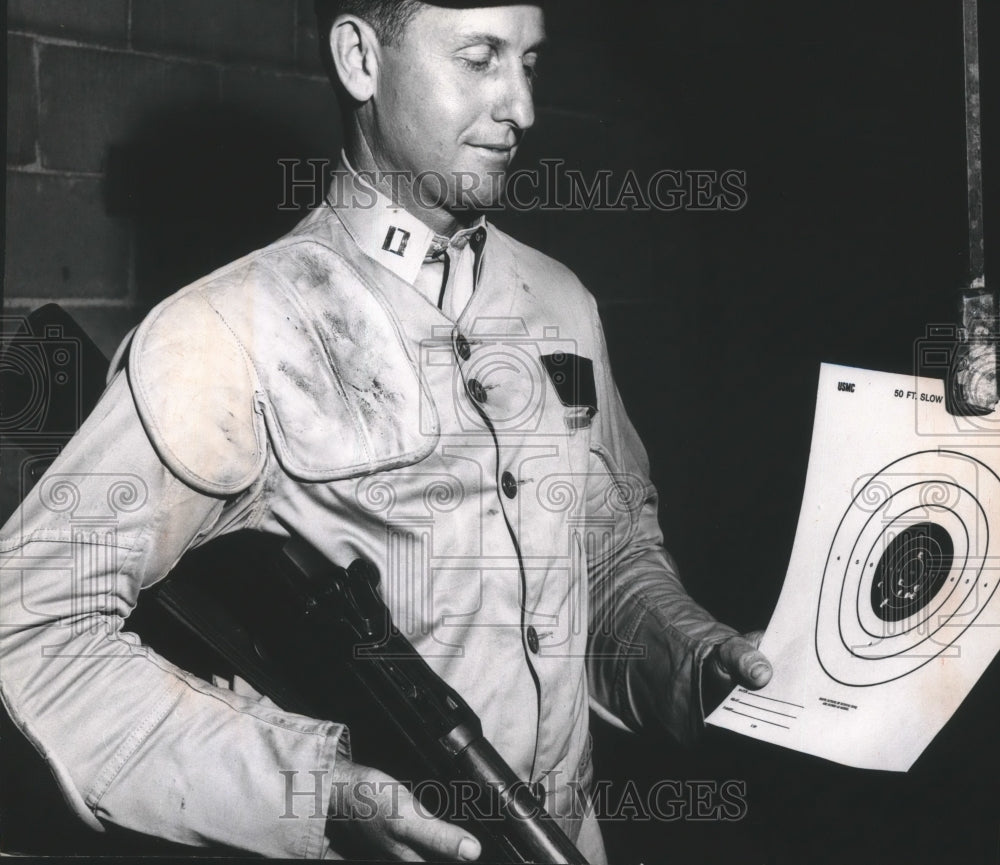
[0,171,741,859]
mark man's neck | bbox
[344,135,471,238]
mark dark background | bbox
[3,0,1000,863]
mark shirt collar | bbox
[327,152,488,287]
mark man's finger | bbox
[717,635,772,689]
[393,793,481,862]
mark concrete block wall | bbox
[5,0,341,357]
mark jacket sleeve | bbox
[0,372,347,857]
[582,295,740,745]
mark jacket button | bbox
[455,334,471,361]
[526,626,540,654]
[501,471,518,499]
[467,378,487,404]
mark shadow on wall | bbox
[105,101,339,313]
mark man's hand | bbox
[703,631,772,714]
[327,759,481,861]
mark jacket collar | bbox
[326,153,487,288]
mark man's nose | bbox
[494,64,536,132]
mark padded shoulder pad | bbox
[238,241,439,481]
[129,290,265,496]
[129,238,439,494]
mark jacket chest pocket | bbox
[540,351,597,476]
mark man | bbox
[0,1,772,860]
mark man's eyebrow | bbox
[526,34,548,53]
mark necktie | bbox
[442,244,475,321]
[424,243,452,310]
[420,230,480,320]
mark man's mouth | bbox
[469,143,517,157]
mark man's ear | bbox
[329,15,380,103]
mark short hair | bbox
[315,0,424,82]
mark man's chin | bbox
[449,178,509,214]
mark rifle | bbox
[140,531,589,864]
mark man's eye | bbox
[457,52,495,72]
[522,52,540,83]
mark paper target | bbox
[816,450,1000,687]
